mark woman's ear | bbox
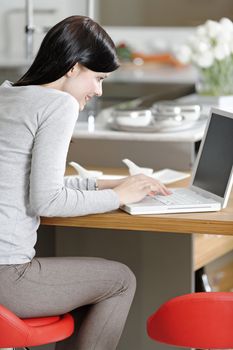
[66,63,80,77]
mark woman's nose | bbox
[95,83,103,97]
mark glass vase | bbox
[195,57,233,96]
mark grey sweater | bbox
[0,81,119,264]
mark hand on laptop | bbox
[113,174,171,205]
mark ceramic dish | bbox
[152,101,201,121]
[111,108,152,127]
[107,115,202,133]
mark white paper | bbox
[152,169,190,184]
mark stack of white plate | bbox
[107,102,201,133]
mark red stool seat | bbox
[147,292,233,349]
[0,304,74,347]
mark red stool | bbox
[0,304,74,348]
[147,292,233,349]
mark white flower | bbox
[193,51,214,68]
[205,20,221,39]
[176,17,233,68]
[215,30,231,46]
[196,25,207,38]
[196,40,210,54]
[188,35,204,51]
[214,43,231,60]
[220,17,233,32]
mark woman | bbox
[0,16,170,350]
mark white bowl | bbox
[153,102,201,122]
[112,109,152,127]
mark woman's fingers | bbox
[137,176,171,196]
[113,174,172,206]
[149,183,172,196]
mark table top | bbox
[73,117,206,142]
[41,168,233,236]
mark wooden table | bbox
[41,168,233,235]
[40,168,233,350]
[41,200,233,235]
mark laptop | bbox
[121,107,233,215]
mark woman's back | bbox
[0,81,77,264]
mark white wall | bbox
[0,0,88,59]
[105,26,194,54]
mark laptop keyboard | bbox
[153,189,212,206]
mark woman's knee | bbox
[110,260,136,295]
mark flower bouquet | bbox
[176,18,233,96]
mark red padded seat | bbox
[0,304,74,347]
[147,292,233,349]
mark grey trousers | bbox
[0,257,136,350]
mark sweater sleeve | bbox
[64,176,96,190]
[29,94,120,217]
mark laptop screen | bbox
[193,112,233,198]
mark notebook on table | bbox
[121,107,233,215]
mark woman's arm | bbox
[97,177,127,190]
[64,176,96,190]
[29,94,120,217]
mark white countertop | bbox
[73,93,216,143]
[108,63,198,84]
[73,117,206,142]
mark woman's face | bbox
[63,64,110,111]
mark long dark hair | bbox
[13,15,119,86]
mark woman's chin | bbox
[79,103,85,111]
[80,99,90,111]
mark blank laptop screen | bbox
[193,113,233,197]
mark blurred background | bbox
[1,0,233,303]
[1,3,233,350]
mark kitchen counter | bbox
[74,90,207,142]
[69,114,205,171]
[68,90,205,170]
[73,116,206,142]
[108,62,198,84]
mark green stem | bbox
[197,56,233,96]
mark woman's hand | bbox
[112,174,171,205]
